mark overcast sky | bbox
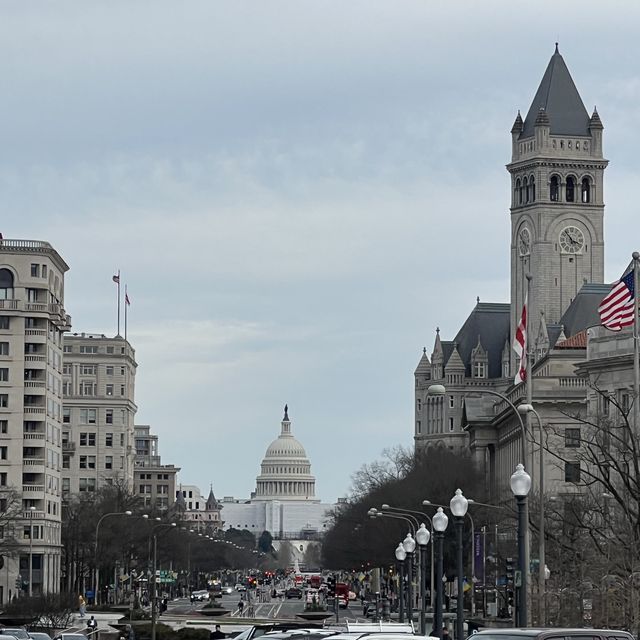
[2,1,640,502]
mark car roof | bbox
[475,631,634,637]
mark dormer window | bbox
[473,362,487,378]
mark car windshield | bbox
[2,630,30,639]
[476,636,540,640]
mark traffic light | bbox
[507,588,514,608]
[327,576,335,597]
[505,558,514,586]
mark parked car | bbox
[474,630,634,640]
[285,587,303,599]
[0,630,30,640]
[53,635,88,640]
[28,633,51,640]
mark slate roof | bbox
[521,45,590,138]
[557,283,611,341]
[448,302,511,379]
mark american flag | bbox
[112,273,120,284]
[598,270,635,331]
[125,292,130,306]
[513,293,527,385]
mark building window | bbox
[581,177,591,203]
[30,264,40,277]
[566,176,575,202]
[565,428,580,448]
[416,398,421,411]
[449,395,455,409]
[79,346,98,354]
[0,343,8,356]
[0,473,6,486]
[0,318,8,330]
[473,362,486,378]
[106,346,114,354]
[550,175,559,201]
[0,368,7,382]
[565,462,581,483]
[106,410,113,424]
[449,417,454,431]
[105,433,113,447]
[79,478,96,492]
[79,433,96,447]
[62,455,70,469]
[80,382,96,396]
[81,365,96,375]
[106,384,114,396]
[0,270,14,300]
[416,420,421,434]
[62,478,70,493]
[0,420,6,434]
[120,385,125,396]
[120,433,125,447]
[63,408,70,424]
[0,395,7,408]
[80,409,97,424]
[105,456,113,470]
[106,366,114,376]
[63,345,72,353]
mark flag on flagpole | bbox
[598,270,635,332]
[513,293,527,385]
[125,292,130,306]
[112,273,120,284]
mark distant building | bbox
[0,238,72,597]
[174,484,223,533]
[220,407,334,541]
[61,333,137,495]
[134,424,179,510]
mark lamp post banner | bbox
[474,533,484,586]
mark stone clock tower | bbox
[508,45,608,345]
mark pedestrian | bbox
[442,628,450,640]
[127,624,135,640]
[86,616,97,633]
[78,594,86,618]
[237,599,244,616]
[210,624,226,639]
[190,593,196,605]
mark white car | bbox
[236,583,247,592]
[192,589,209,601]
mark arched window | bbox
[550,176,559,202]
[0,269,14,301]
[523,177,529,203]
[566,176,575,202]
[516,178,522,205]
[581,177,591,203]
[530,176,536,202]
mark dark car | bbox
[474,629,634,640]
[285,588,303,599]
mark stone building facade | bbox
[0,239,71,598]
[61,333,137,496]
[415,46,613,501]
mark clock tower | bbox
[508,45,607,348]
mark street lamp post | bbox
[510,464,531,627]
[416,523,431,635]
[94,510,133,606]
[450,489,468,640]
[403,533,416,625]
[395,543,407,623]
[433,507,449,639]
[519,403,545,625]
[151,523,177,640]
[28,506,35,596]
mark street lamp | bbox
[94,510,133,605]
[403,533,416,624]
[510,463,531,627]
[519,402,545,625]
[28,506,36,597]
[433,507,449,639]
[151,522,177,640]
[450,489,468,640]
[394,543,407,623]
[415,523,431,635]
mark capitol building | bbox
[219,407,335,543]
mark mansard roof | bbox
[452,302,511,378]
[521,45,590,138]
[557,283,611,341]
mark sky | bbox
[2,1,640,503]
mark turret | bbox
[511,111,523,160]
[589,107,604,156]
[534,107,550,152]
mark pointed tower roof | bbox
[471,335,487,359]
[414,347,431,376]
[445,344,465,372]
[432,327,443,361]
[590,107,603,130]
[511,111,524,134]
[175,489,186,511]
[205,485,219,511]
[521,44,590,138]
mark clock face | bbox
[518,228,531,256]
[559,226,585,253]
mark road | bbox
[163,590,365,622]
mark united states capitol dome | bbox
[254,405,318,502]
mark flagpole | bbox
[124,285,128,342]
[633,252,640,436]
[116,270,121,337]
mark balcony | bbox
[23,432,45,441]
[23,458,45,467]
[24,381,46,389]
[23,406,45,415]
[24,355,46,363]
[62,442,76,453]
[24,303,47,313]
[22,510,45,519]
[22,485,44,495]
[24,329,46,337]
